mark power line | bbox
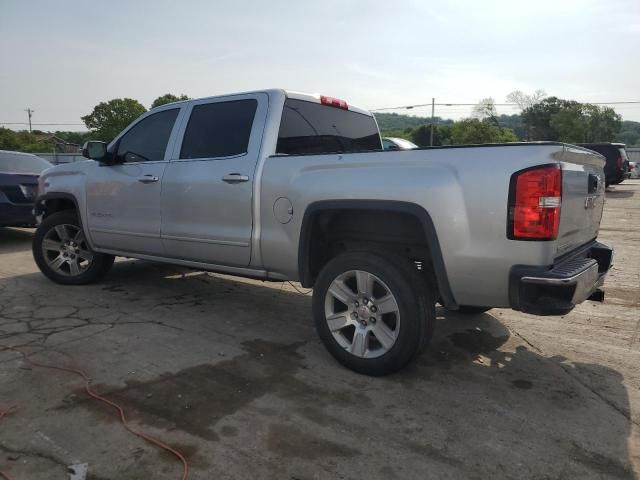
[2,99,640,128]
[0,122,85,126]
[371,100,640,112]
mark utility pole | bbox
[429,98,435,146]
[25,108,34,133]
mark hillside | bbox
[373,112,452,131]
[374,112,640,146]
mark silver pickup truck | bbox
[33,89,613,375]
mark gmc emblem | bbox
[584,196,597,209]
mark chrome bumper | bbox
[510,241,613,316]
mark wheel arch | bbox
[34,192,81,219]
[297,200,457,308]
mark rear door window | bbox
[180,100,258,159]
[276,99,381,155]
[116,109,179,163]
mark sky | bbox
[1,0,639,130]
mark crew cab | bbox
[33,89,613,375]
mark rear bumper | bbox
[509,241,613,315]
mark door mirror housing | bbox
[82,141,108,161]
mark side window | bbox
[116,109,179,163]
[180,99,258,159]
[382,139,393,150]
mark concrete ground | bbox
[0,181,638,480]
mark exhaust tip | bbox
[588,289,605,303]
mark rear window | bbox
[0,153,51,174]
[276,99,381,155]
[180,99,257,159]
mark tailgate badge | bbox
[584,196,597,209]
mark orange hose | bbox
[0,346,188,480]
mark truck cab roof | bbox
[152,89,373,117]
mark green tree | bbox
[55,131,91,145]
[521,97,581,140]
[374,112,453,131]
[585,105,621,142]
[409,124,452,147]
[615,120,640,146]
[81,98,147,143]
[151,93,189,109]
[0,128,53,152]
[410,125,433,146]
[548,105,587,143]
[549,104,621,143]
[446,119,518,145]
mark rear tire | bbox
[312,251,435,376]
[33,211,114,285]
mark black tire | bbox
[312,250,435,376]
[33,210,114,285]
[454,305,492,315]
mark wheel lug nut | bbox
[370,305,377,313]
[352,312,358,319]
[363,298,369,305]
[354,301,359,308]
[370,317,376,323]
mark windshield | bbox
[0,152,51,174]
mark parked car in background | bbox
[33,89,613,375]
[629,161,640,179]
[577,143,629,186]
[382,137,418,150]
[0,150,52,227]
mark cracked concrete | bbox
[0,180,639,479]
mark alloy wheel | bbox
[41,224,94,276]
[324,270,401,358]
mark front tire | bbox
[312,251,435,376]
[33,211,114,285]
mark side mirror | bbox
[82,141,108,161]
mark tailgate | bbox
[555,146,606,256]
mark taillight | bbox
[320,95,348,109]
[617,156,624,170]
[508,164,562,240]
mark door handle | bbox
[222,173,249,183]
[138,175,159,184]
